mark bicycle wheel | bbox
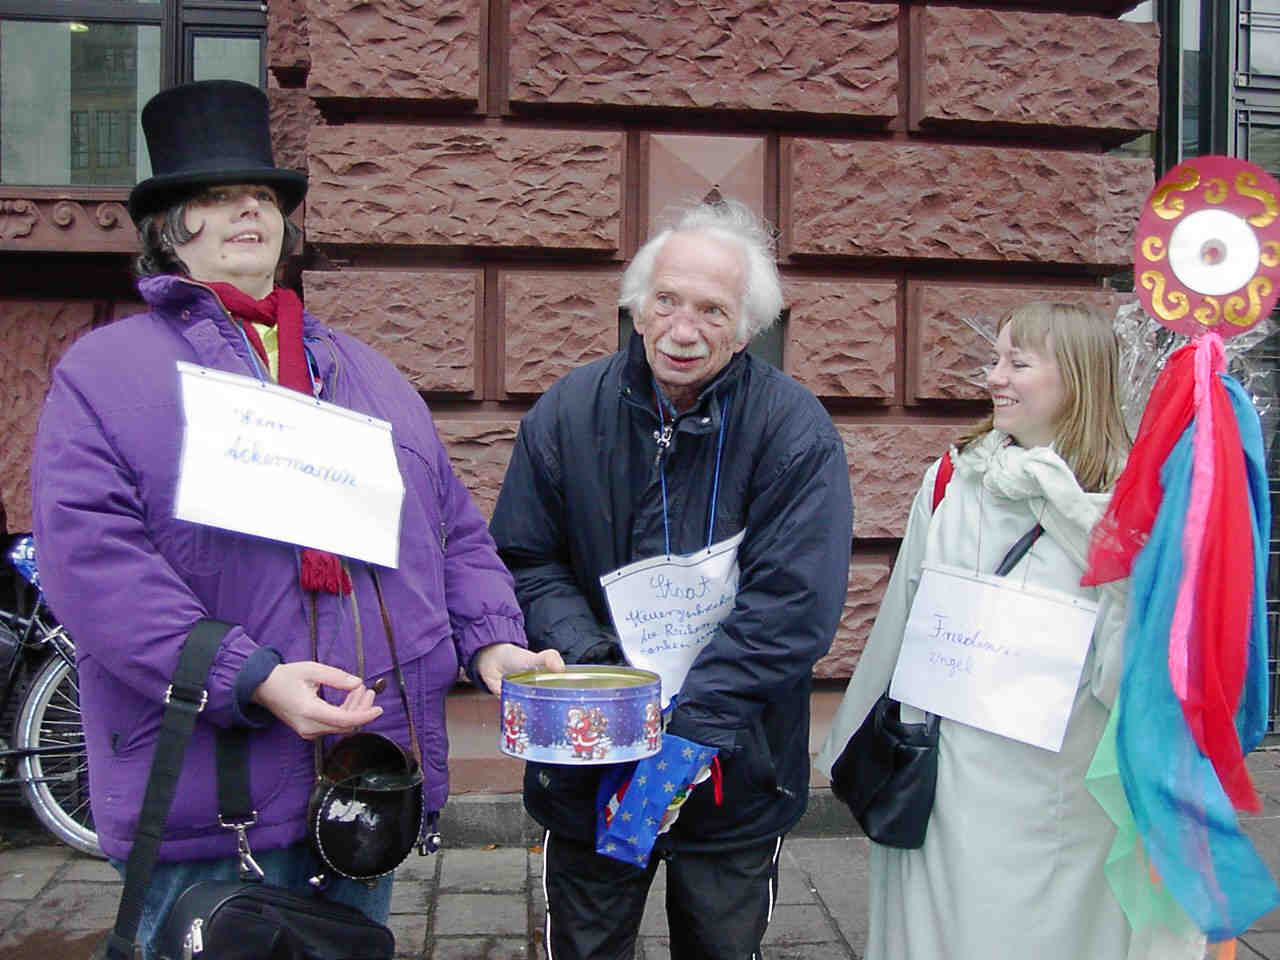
[16,655,101,856]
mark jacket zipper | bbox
[653,423,674,470]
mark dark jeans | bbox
[540,830,782,960]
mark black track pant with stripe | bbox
[540,830,783,960]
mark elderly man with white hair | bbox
[491,199,853,960]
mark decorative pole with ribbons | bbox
[1083,155,1280,949]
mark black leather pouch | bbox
[157,880,394,960]
[829,695,940,849]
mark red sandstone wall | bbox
[0,1,1156,683]
[275,0,1154,678]
[0,300,138,532]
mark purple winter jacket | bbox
[31,275,525,862]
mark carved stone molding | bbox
[96,202,130,230]
[0,194,138,253]
[0,200,38,241]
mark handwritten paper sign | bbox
[173,361,405,567]
[601,530,746,708]
[889,563,1098,752]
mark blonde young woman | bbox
[817,303,1203,960]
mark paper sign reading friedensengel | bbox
[601,530,746,708]
[889,562,1098,752]
[173,361,405,567]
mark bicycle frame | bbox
[0,600,82,780]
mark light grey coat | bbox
[817,432,1203,960]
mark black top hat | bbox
[128,80,307,223]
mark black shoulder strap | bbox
[103,619,234,960]
[994,524,1044,577]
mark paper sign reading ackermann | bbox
[173,361,405,567]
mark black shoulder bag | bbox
[829,523,1044,849]
[97,619,395,960]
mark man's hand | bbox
[252,661,382,740]
[472,643,565,696]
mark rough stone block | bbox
[501,271,621,394]
[434,420,520,521]
[0,301,98,531]
[839,423,957,539]
[917,8,1158,134]
[267,0,309,75]
[983,0,1148,11]
[307,126,624,250]
[910,282,1135,402]
[815,558,891,679]
[268,85,319,177]
[303,270,479,393]
[307,0,480,103]
[785,141,1152,267]
[509,0,898,118]
[784,278,897,399]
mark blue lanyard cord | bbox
[652,384,733,556]
[233,321,269,382]
[653,386,673,556]
[707,391,731,547]
[304,343,323,399]
[232,321,324,401]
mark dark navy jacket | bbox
[491,334,853,850]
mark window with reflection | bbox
[0,0,264,188]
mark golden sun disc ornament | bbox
[1134,156,1280,339]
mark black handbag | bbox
[96,620,395,960]
[157,881,393,960]
[830,694,939,848]
[829,523,1045,849]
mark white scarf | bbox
[952,431,1111,574]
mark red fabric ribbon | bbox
[206,282,352,596]
[1190,371,1256,811]
[1083,339,1257,810]
[1081,345,1196,586]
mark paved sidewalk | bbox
[0,833,873,960]
[1,750,1278,959]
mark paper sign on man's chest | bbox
[601,530,745,709]
[173,361,405,567]
[889,563,1098,753]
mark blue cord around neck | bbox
[653,383,733,556]
[232,321,322,399]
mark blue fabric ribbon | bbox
[1116,374,1278,940]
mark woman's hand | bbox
[472,643,566,696]
[252,661,383,739]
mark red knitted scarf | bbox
[207,281,353,595]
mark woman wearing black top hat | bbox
[31,79,561,958]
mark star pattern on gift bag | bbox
[595,734,718,867]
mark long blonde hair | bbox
[958,301,1130,492]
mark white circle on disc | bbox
[1167,208,1261,296]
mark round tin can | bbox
[499,666,662,765]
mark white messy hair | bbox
[619,198,783,342]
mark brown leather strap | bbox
[344,561,366,680]
[310,593,323,778]
[309,569,422,772]
[370,568,423,768]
